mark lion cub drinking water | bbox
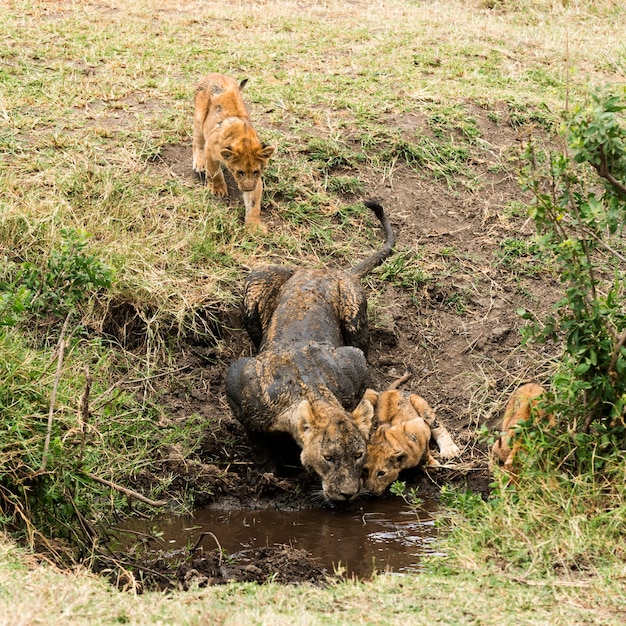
[362,374,460,496]
[192,73,275,228]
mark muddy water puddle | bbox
[121,497,443,579]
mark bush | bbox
[520,86,626,447]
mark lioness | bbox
[192,73,275,228]
[225,200,394,502]
[491,382,553,470]
[362,379,460,496]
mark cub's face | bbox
[220,143,275,192]
[296,399,373,502]
[363,420,431,496]
[363,433,406,496]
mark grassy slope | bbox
[2,0,626,623]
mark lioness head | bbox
[295,398,373,502]
[220,132,275,193]
[363,419,433,496]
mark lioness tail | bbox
[351,200,395,279]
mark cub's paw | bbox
[211,181,228,197]
[440,441,461,459]
[192,154,205,173]
[244,218,268,234]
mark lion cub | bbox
[192,73,275,228]
[362,378,460,496]
[491,383,553,470]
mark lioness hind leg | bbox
[409,395,461,460]
[336,277,369,355]
[242,266,295,349]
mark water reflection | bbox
[121,497,443,579]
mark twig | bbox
[189,531,224,565]
[78,365,93,457]
[42,313,71,471]
[593,153,626,199]
[84,472,167,508]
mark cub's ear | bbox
[258,144,275,160]
[392,451,408,467]
[295,400,315,442]
[220,146,235,161]
[351,398,374,437]
[362,388,380,407]
[239,78,249,91]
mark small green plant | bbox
[495,237,546,276]
[305,137,364,172]
[326,175,365,195]
[390,480,423,512]
[376,247,431,294]
[1,229,113,325]
[19,229,113,317]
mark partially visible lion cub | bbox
[192,73,275,228]
[491,383,553,470]
[362,377,460,496]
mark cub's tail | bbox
[351,199,395,279]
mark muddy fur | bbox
[226,200,394,502]
[362,381,461,496]
[192,73,275,227]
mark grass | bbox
[1,532,624,626]
[2,0,626,623]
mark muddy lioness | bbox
[225,200,394,502]
[362,376,460,495]
[491,383,554,470]
[192,73,275,228]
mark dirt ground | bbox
[124,104,561,588]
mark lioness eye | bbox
[377,470,386,478]
[237,170,244,177]
[323,454,333,462]
[354,451,363,460]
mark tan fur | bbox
[491,383,554,471]
[362,385,460,495]
[192,73,275,228]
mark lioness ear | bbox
[220,146,235,161]
[258,145,275,159]
[351,398,374,437]
[295,400,314,442]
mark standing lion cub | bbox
[192,73,275,228]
